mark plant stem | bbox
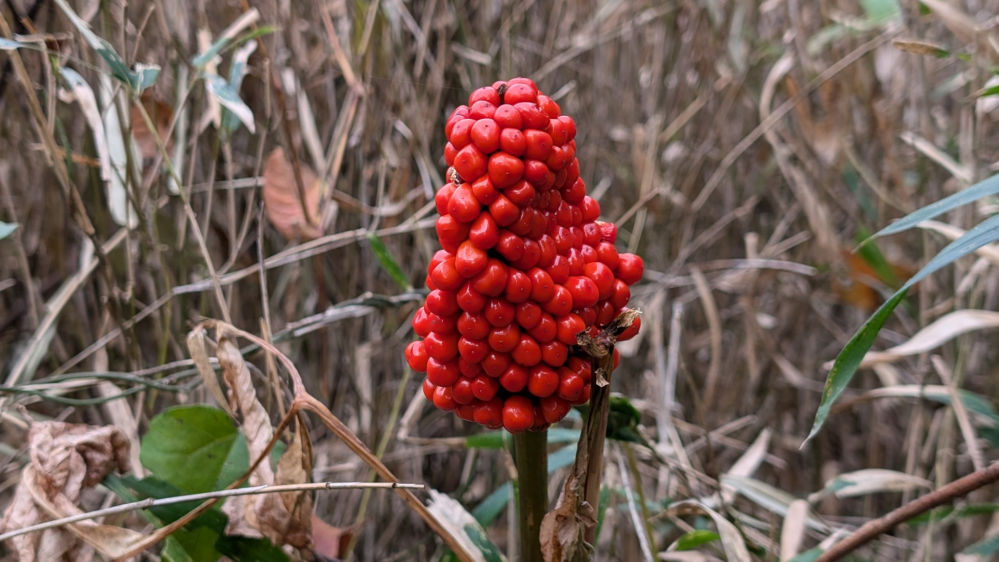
[583,352,614,545]
[513,429,548,562]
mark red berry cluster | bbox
[405,78,644,434]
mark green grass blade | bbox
[810,212,999,443]
[873,172,999,239]
[367,233,412,291]
[805,289,907,444]
[0,221,18,240]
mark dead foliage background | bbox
[3,0,999,559]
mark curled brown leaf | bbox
[263,147,324,241]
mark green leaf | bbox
[168,527,222,562]
[367,233,412,291]
[215,536,290,562]
[463,524,505,562]
[222,42,257,134]
[861,0,901,23]
[472,445,576,526]
[806,290,908,443]
[675,529,721,551]
[134,63,161,93]
[0,38,22,50]
[0,221,18,240]
[906,503,999,525]
[465,428,579,449]
[139,405,244,494]
[205,74,256,133]
[872,172,999,240]
[855,227,899,287]
[811,212,999,442]
[962,533,999,557]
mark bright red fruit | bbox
[502,396,535,433]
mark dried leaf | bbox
[130,92,173,162]
[809,469,931,502]
[263,147,324,241]
[271,418,313,550]
[186,328,233,417]
[780,500,810,561]
[311,514,363,560]
[0,421,133,561]
[425,490,497,562]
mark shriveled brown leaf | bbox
[539,470,594,562]
[263,147,324,241]
[216,331,312,550]
[0,421,134,561]
[130,92,173,162]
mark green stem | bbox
[513,429,548,562]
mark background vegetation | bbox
[3,0,999,559]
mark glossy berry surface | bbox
[409,77,645,432]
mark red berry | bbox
[538,95,560,118]
[616,253,645,285]
[528,268,555,302]
[583,262,614,300]
[499,128,527,156]
[456,402,477,421]
[472,375,500,401]
[546,254,570,284]
[524,130,553,161]
[523,159,550,186]
[488,324,520,353]
[502,395,535,433]
[469,86,500,107]
[541,285,574,317]
[484,297,516,327]
[489,194,520,226]
[528,365,559,397]
[436,215,470,246]
[424,331,459,362]
[432,258,464,291]
[471,119,501,153]
[422,378,437,400]
[556,313,585,346]
[471,175,500,205]
[481,352,511,378]
[511,239,541,270]
[559,116,576,141]
[457,282,488,313]
[515,102,549,130]
[469,100,497,119]
[515,301,542,330]
[474,397,504,428]
[460,357,483,377]
[598,222,617,243]
[448,184,481,222]
[494,104,523,128]
[471,259,509,297]
[449,118,476,148]
[455,241,489,278]
[548,119,567,145]
[565,276,599,309]
[527,312,557,343]
[540,340,568,367]
[452,377,475,404]
[413,307,432,337]
[454,144,487,182]
[562,178,585,204]
[500,363,529,392]
[433,385,458,411]
[609,279,631,310]
[495,230,525,261]
[613,348,620,370]
[557,368,583,401]
[488,152,525,189]
[427,311,457,334]
[458,311,491,340]
[596,242,620,270]
[511,334,542,366]
[504,83,537,104]
[427,357,460,386]
[581,196,601,222]
[572,383,591,406]
[435,183,456,216]
[468,212,500,250]
[541,395,571,424]
[618,315,641,341]
[405,341,429,372]
[458,336,490,363]
[426,289,460,317]
[538,235,557,267]
[595,301,616,327]
[505,269,533,303]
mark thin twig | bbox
[0,481,423,542]
[814,462,999,562]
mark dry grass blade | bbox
[932,355,985,472]
[690,268,721,410]
[779,500,810,561]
